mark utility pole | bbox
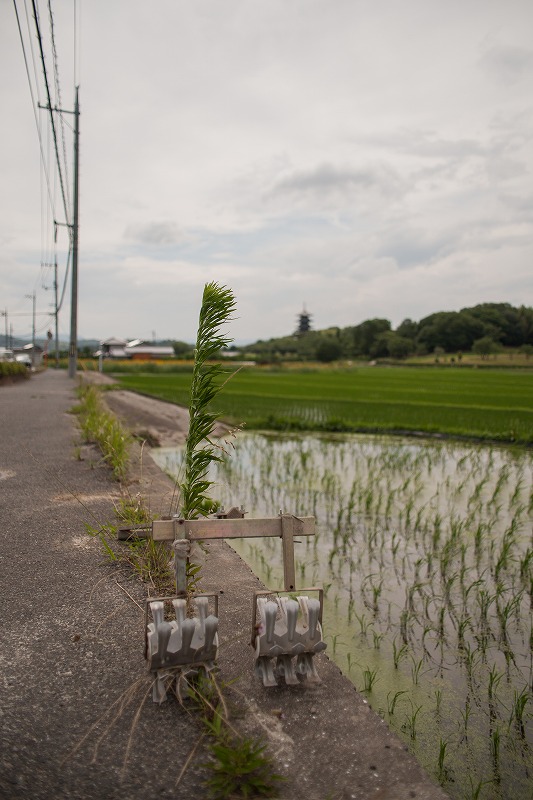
[2,309,7,347]
[25,293,36,367]
[38,86,80,376]
[68,86,80,379]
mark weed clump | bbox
[75,383,131,480]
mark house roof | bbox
[100,337,128,346]
[126,345,174,356]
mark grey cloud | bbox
[498,192,533,217]
[270,162,404,201]
[479,45,533,85]
[124,221,182,245]
[352,129,487,161]
[377,228,452,270]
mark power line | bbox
[73,0,79,87]
[30,0,71,228]
[14,0,79,364]
[22,0,41,98]
[12,0,55,215]
[47,0,71,212]
[55,239,71,314]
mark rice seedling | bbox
[487,665,504,703]
[354,612,372,638]
[490,725,501,777]
[465,777,492,800]
[387,690,408,716]
[509,687,530,738]
[362,666,379,693]
[410,656,425,685]
[392,639,409,669]
[329,633,344,655]
[437,737,450,785]
[346,652,356,674]
[156,430,533,799]
[434,689,443,716]
[402,702,422,741]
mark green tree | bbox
[396,318,418,341]
[517,306,533,345]
[315,339,342,363]
[467,303,521,346]
[353,318,391,356]
[417,311,485,352]
[386,334,412,359]
[472,336,501,359]
[173,340,193,357]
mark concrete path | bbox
[0,370,448,799]
[0,370,208,799]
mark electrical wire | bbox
[56,244,72,314]
[47,0,71,212]
[73,0,79,87]
[13,0,55,215]
[22,0,41,99]
[30,0,71,228]
[14,0,77,344]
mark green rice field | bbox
[154,432,533,800]
[113,366,533,444]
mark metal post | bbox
[68,87,80,379]
[281,514,296,591]
[25,293,36,368]
[31,292,36,368]
[53,259,59,368]
[172,518,189,595]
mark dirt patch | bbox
[52,492,121,504]
[102,389,191,447]
[80,373,228,447]
[0,469,16,481]
[0,373,30,386]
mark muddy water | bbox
[153,433,533,799]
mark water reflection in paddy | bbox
[153,432,533,799]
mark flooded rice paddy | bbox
[153,433,533,800]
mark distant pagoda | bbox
[296,305,312,336]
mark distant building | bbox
[13,342,44,366]
[94,337,174,360]
[296,306,312,336]
[126,342,174,360]
[94,337,129,358]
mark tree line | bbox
[244,303,533,363]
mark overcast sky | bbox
[2,0,532,345]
